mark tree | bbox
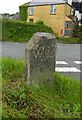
[79,2,82,13]
[2,13,10,18]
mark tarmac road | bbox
[1,42,81,80]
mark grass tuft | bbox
[1,58,81,119]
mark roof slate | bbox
[29,0,67,6]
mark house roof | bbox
[29,0,67,6]
[66,15,78,22]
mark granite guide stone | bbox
[25,32,57,86]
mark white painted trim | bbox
[74,61,82,64]
[55,67,81,72]
[56,61,68,65]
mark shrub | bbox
[35,20,44,25]
[2,18,53,42]
[72,23,80,38]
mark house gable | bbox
[27,0,75,37]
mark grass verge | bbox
[1,58,81,119]
[57,37,80,44]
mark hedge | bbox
[2,18,53,42]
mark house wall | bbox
[66,4,72,16]
[27,3,72,37]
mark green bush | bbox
[2,18,53,42]
[35,20,44,25]
[72,23,80,38]
[19,3,28,21]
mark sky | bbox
[0,0,31,14]
[0,0,82,14]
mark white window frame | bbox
[30,6,34,15]
[51,5,56,14]
[65,21,73,28]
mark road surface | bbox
[1,42,81,80]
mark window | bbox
[29,19,34,22]
[65,21,73,28]
[71,8,75,16]
[30,7,34,15]
[64,30,72,36]
[51,5,56,14]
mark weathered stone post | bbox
[25,32,57,86]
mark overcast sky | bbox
[0,0,82,14]
[0,0,31,14]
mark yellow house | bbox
[27,0,77,37]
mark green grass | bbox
[0,58,2,119]
[1,58,81,119]
[58,37,80,44]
